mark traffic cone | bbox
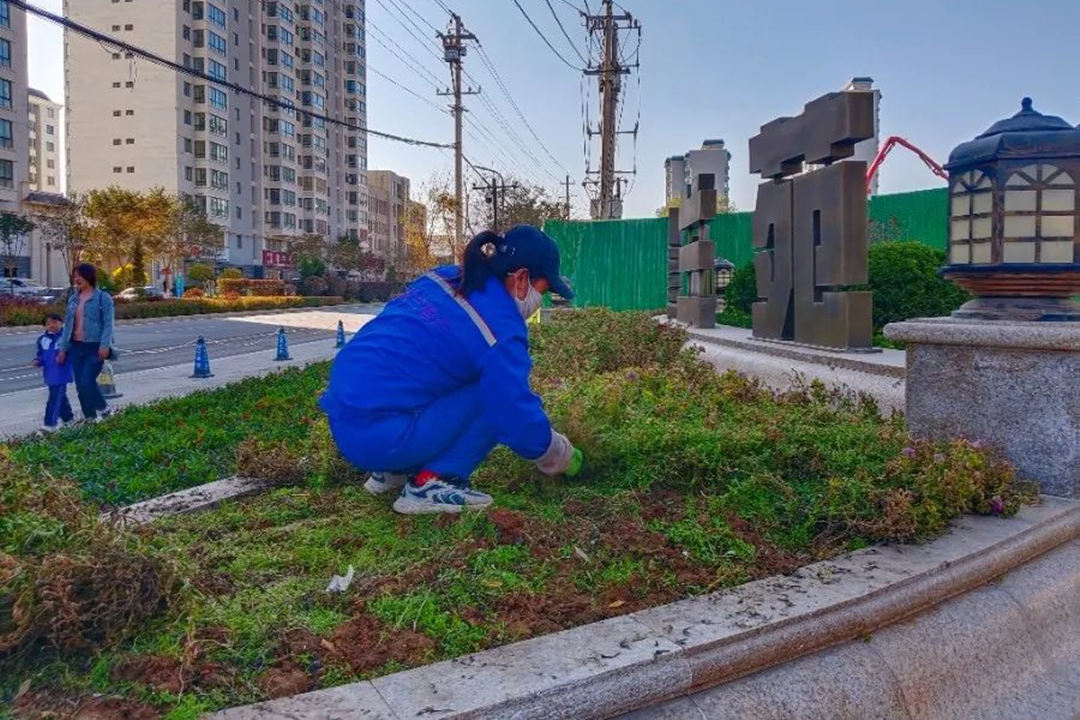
[274,327,291,361]
[191,336,213,378]
[97,359,123,399]
[335,320,346,349]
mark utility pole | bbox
[583,0,639,220]
[438,15,479,251]
[471,165,519,233]
[563,175,573,219]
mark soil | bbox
[256,661,312,699]
[490,508,526,545]
[326,612,436,674]
[12,692,160,720]
[112,655,186,694]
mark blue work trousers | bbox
[327,381,496,479]
[68,341,107,419]
[44,384,74,427]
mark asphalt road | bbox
[0,304,381,395]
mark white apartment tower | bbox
[28,88,61,193]
[663,140,731,207]
[65,0,368,274]
[844,76,882,195]
[0,0,28,216]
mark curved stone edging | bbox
[687,330,905,379]
[211,498,1080,720]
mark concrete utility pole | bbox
[563,174,573,219]
[584,0,639,220]
[438,15,479,250]
[471,165,519,233]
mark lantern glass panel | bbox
[1041,240,1075,263]
[1042,215,1074,237]
[972,192,992,214]
[972,217,992,239]
[951,245,970,264]
[1005,189,1037,212]
[951,219,970,241]
[972,242,992,264]
[1003,242,1036,263]
[1042,189,1075,212]
[1004,216,1036,237]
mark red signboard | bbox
[262,250,293,268]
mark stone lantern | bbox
[942,98,1080,320]
[884,97,1080,499]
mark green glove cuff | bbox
[566,447,584,477]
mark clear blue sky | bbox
[27,0,1080,217]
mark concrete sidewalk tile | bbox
[618,696,705,719]
[993,538,1080,688]
[1013,495,1080,526]
[209,681,397,719]
[370,615,689,719]
[870,586,1080,720]
[639,642,908,720]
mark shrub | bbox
[301,275,328,296]
[0,296,51,327]
[186,264,215,284]
[325,274,347,298]
[219,267,243,280]
[183,288,205,299]
[724,261,757,315]
[222,291,241,302]
[868,241,969,329]
[298,255,327,279]
[217,278,286,296]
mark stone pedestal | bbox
[885,317,1080,497]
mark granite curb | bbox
[885,316,1080,351]
[687,329,906,379]
[210,498,1080,720]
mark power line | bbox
[511,0,584,71]
[393,0,442,34]
[367,20,445,89]
[475,46,571,178]
[556,0,587,12]
[372,0,444,66]
[26,0,451,149]
[544,0,587,65]
[368,65,447,114]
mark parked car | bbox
[117,285,166,302]
[2,277,48,297]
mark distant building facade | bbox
[367,169,409,263]
[27,88,60,193]
[663,139,731,208]
[844,76,882,195]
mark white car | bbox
[2,277,49,297]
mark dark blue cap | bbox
[497,225,575,299]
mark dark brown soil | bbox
[490,508,526,545]
[13,692,160,720]
[256,661,312,699]
[326,613,436,674]
[112,655,186,694]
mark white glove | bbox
[535,430,575,476]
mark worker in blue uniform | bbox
[320,224,584,515]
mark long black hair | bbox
[460,230,515,296]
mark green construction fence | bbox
[543,187,948,310]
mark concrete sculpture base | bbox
[885,317,1080,497]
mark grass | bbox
[0,309,1038,717]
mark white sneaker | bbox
[363,472,408,495]
[392,475,493,515]
[38,424,58,434]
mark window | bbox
[208,31,227,56]
[113,109,122,117]
[0,119,11,148]
[113,138,122,145]
[210,141,228,162]
[124,24,134,31]
[183,0,190,12]
[207,59,227,82]
[125,81,134,88]
[207,3,226,29]
[183,25,191,40]
[183,82,192,97]
[46,159,54,169]
[47,176,55,186]
[185,166,193,181]
[192,29,204,47]
[193,85,205,103]
[0,39,10,68]
[183,138,193,153]
[0,80,11,109]
[192,1,204,20]
[0,1,10,28]
[46,125,54,135]
[209,87,227,110]
[184,110,192,125]
[112,24,121,31]
[113,166,122,174]
[125,138,135,145]
[112,82,121,88]
[126,166,135,173]
[125,109,134,116]
[209,196,229,218]
[46,142,54,152]
[194,168,207,186]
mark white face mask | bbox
[515,285,543,320]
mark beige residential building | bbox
[65,0,368,275]
[0,0,28,217]
[28,88,61,193]
[367,169,409,262]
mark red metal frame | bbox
[866,136,948,192]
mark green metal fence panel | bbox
[543,187,951,311]
[543,218,668,311]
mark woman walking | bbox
[320,225,583,515]
[57,263,115,422]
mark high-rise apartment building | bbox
[28,88,61,193]
[367,169,409,261]
[0,0,28,218]
[844,76,882,195]
[65,0,368,275]
[663,140,731,208]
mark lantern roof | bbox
[946,98,1080,170]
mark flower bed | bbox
[0,296,346,327]
[0,310,1037,717]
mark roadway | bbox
[0,304,382,395]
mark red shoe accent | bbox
[414,470,439,487]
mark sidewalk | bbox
[0,332,365,440]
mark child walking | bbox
[33,312,74,432]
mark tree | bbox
[83,186,172,275]
[0,213,35,294]
[494,180,566,231]
[32,194,88,278]
[160,194,223,279]
[402,199,437,274]
[655,195,737,218]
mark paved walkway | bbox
[0,309,378,439]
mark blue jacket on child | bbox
[320,265,553,469]
[36,330,74,386]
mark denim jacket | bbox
[60,289,115,351]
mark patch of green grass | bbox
[9,364,330,506]
[369,590,489,658]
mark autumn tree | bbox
[0,213,35,294]
[31,194,88,277]
[402,199,438,274]
[160,194,223,277]
[83,186,173,282]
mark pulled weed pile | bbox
[0,309,1037,717]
